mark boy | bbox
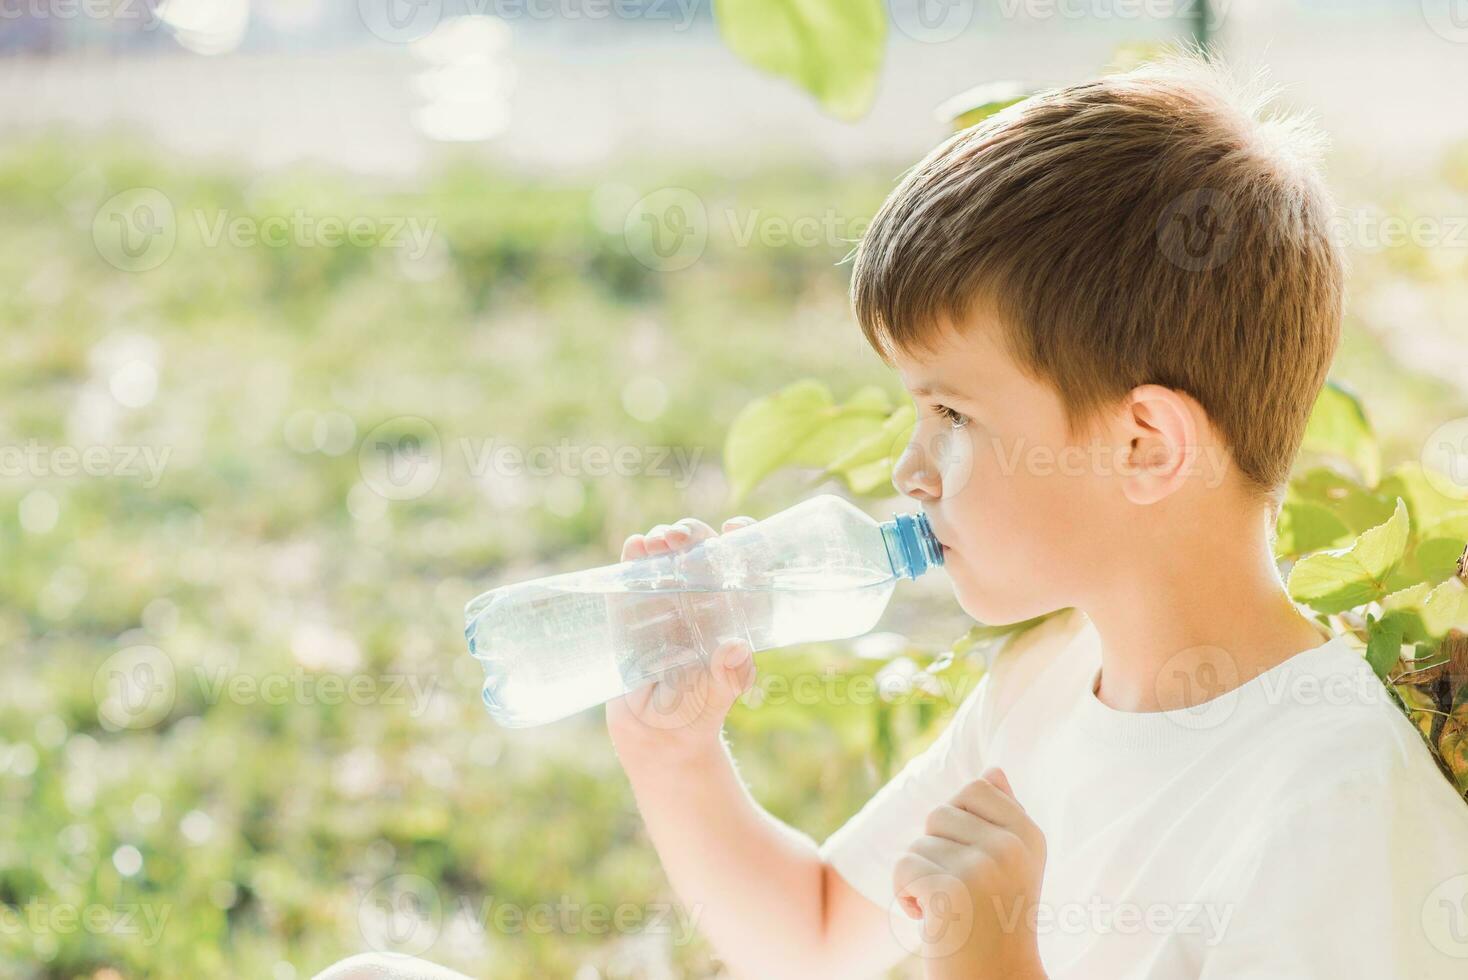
[318,55,1468,980]
[602,55,1468,979]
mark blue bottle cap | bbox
[881,511,945,580]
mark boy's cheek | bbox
[944,460,1093,618]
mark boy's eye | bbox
[930,404,970,429]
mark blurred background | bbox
[4,1,1468,977]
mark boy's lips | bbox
[924,515,954,553]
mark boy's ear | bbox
[1117,384,1201,505]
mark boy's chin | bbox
[954,584,1058,630]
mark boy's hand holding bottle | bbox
[605,515,760,757]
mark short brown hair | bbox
[851,54,1344,493]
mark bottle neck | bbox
[880,512,945,580]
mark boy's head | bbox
[852,55,1345,625]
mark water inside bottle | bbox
[471,565,896,727]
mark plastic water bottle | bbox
[463,494,945,728]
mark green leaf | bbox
[1423,578,1468,639]
[1365,615,1404,681]
[824,403,914,496]
[949,610,1063,657]
[1379,462,1468,530]
[1300,381,1380,486]
[1416,512,1468,584]
[1287,498,1410,613]
[1287,468,1396,535]
[714,0,887,121]
[722,380,893,503]
[1380,582,1434,645]
[1273,499,1351,558]
[785,385,891,467]
[934,81,1034,131]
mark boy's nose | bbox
[892,437,941,500]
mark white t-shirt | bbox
[818,608,1468,978]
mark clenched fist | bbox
[894,767,1049,980]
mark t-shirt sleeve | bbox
[1198,765,1468,979]
[817,669,991,914]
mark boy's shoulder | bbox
[1224,638,1468,819]
[960,607,1096,752]
[965,610,1468,820]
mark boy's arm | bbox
[606,515,911,980]
[614,732,912,980]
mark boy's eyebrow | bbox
[910,382,969,399]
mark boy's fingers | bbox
[621,533,649,562]
[892,850,949,919]
[951,775,1029,831]
[626,515,748,561]
[923,803,983,846]
[717,638,756,696]
[645,518,719,555]
[982,766,1017,800]
[663,518,717,549]
[642,524,678,555]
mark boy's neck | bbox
[1082,506,1328,714]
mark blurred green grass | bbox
[0,138,978,980]
[1,134,1464,979]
